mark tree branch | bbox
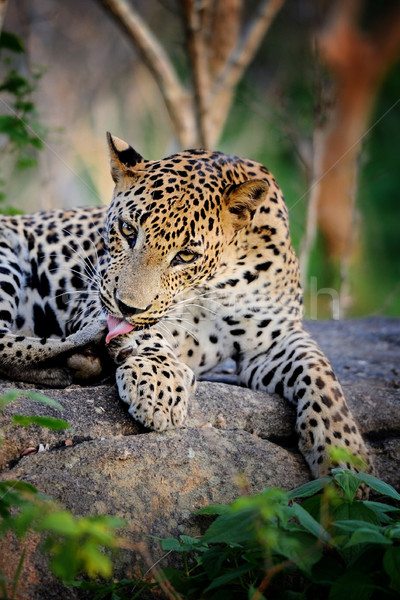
[0,0,8,35]
[209,0,285,102]
[97,0,195,147]
[181,0,211,146]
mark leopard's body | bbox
[0,134,373,477]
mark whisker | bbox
[167,302,219,317]
[156,321,176,346]
[51,289,99,301]
[60,228,101,282]
[66,304,102,329]
[176,290,225,303]
[162,317,199,343]
[48,266,101,287]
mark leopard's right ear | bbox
[107,132,145,184]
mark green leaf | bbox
[383,546,400,589]
[275,530,322,573]
[80,541,113,578]
[16,156,38,170]
[355,473,400,501]
[333,471,361,502]
[0,390,64,412]
[12,415,69,430]
[19,391,64,411]
[201,546,230,579]
[344,528,392,548]
[289,503,331,543]
[11,503,41,538]
[11,548,26,599]
[0,32,25,53]
[328,570,376,600]
[201,510,254,546]
[329,448,367,471]
[386,524,400,540]
[161,537,182,552]
[333,501,380,527]
[0,71,31,96]
[363,501,400,523]
[29,135,44,150]
[14,100,35,113]
[49,538,79,580]
[287,477,331,500]
[0,390,20,407]
[0,480,38,494]
[334,519,384,533]
[0,115,26,141]
[205,563,253,592]
[39,511,80,536]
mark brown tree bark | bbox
[97,0,285,149]
[300,0,400,312]
[0,0,8,34]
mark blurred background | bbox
[0,0,399,319]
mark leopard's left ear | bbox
[107,132,145,184]
[224,180,269,232]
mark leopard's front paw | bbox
[67,348,103,382]
[116,355,196,431]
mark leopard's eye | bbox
[119,220,137,247]
[172,251,198,266]
[120,220,135,237]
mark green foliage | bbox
[0,390,69,444]
[2,391,400,600]
[0,478,125,599]
[90,469,400,600]
[0,30,47,213]
[0,391,125,599]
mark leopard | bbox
[0,132,374,478]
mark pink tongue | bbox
[106,315,135,344]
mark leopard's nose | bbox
[116,297,152,317]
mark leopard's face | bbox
[99,135,269,330]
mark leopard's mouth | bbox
[105,314,159,343]
[106,315,135,344]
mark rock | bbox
[0,317,399,599]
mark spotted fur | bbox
[0,134,373,477]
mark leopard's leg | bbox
[0,320,106,387]
[107,330,196,431]
[0,263,105,387]
[237,325,374,477]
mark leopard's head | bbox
[100,134,269,341]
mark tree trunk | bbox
[301,0,400,314]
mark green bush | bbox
[0,391,125,599]
[154,470,400,600]
[2,391,400,600]
[77,468,400,600]
[0,31,47,214]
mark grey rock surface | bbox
[0,317,399,599]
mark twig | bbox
[0,0,8,35]
[209,0,285,102]
[253,559,294,599]
[205,0,285,146]
[97,0,195,147]
[135,541,182,600]
[181,0,211,146]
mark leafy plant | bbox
[3,392,400,600]
[82,468,400,600]
[0,390,125,599]
[0,389,69,436]
[150,470,400,600]
[0,31,47,213]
